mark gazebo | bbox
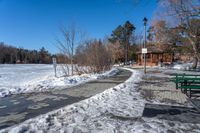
[136,46,173,66]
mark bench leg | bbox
[184,88,187,94]
[189,88,191,98]
[185,88,188,97]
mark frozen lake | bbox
[0,64,55,87]
[0,64,67,97]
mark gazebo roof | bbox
[137,46,163,54]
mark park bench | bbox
[171,74,200,98]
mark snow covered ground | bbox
[0,64,118,97]
[1,68,200,132]
[172,62,200,71]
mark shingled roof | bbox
[137,46,163,54]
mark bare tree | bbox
[56,23,77,76]
[107,40,124,64]
[155,0,200,68]
[75,39,113,73]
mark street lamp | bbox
[143,17,147,74]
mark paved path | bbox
[138,69,188,105]
[0,68,132,129]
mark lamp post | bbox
[143,17,147,74]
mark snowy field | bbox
[0,64,55,87]
[2,68,200,133]
[0,64,118,97]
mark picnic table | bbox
[171,73,200,98]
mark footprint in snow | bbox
[69,79,77,83]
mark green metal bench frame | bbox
[171,73,200,98]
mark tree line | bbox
[0,42,52,64]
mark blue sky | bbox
[0,0,157,53]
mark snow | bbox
[173,63,191,70]
[172,62,200,71]
[0,64,54,87]
[0,64,119,97]
[1,68,200,132]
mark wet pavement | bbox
[0,69,132,129]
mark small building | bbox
[16,60,22,64]
[136,46,173,66]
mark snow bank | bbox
[0,64,119,97]
[1,68,145,132]
[173,62,200,71]
[173,63,191,70]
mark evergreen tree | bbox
[109,21,136,64]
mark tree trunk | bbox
[71,57,73,75]
[188,36,200,69]
[192,56,198,69]
[71,31,75,76]
[125,42,128,65]
[124,45,126,65]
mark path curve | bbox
[0,68,132,129]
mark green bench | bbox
[171,74,200,98]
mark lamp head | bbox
[143,17,147,26]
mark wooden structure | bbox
[137,46,173,66]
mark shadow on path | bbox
[142,103,200,124]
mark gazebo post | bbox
[151,53,153,66]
